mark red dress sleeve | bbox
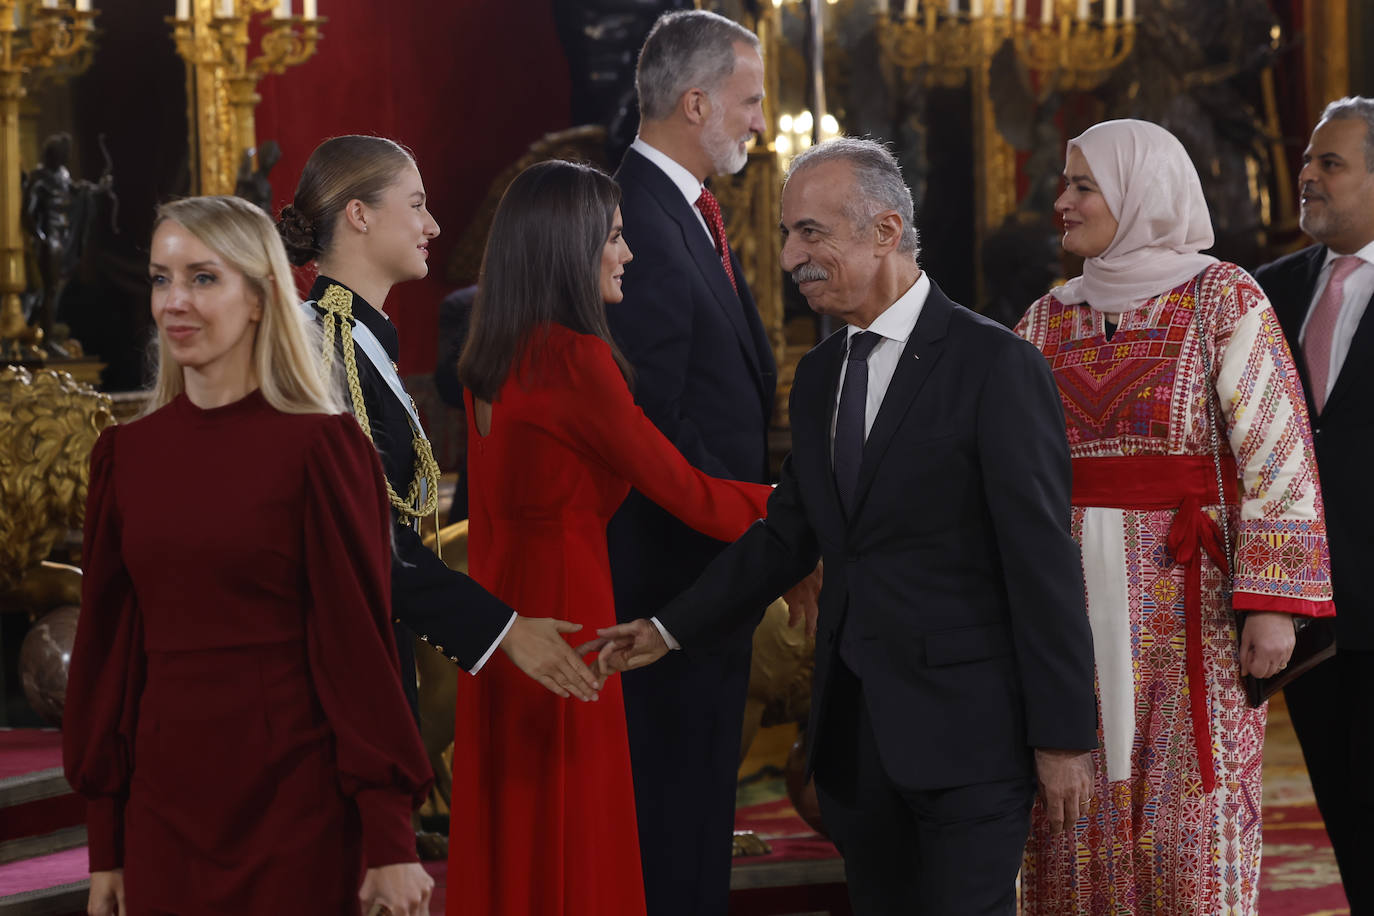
[303,414,434,868]
[64,426,144,872]
[554,332,772,539]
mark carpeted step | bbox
[0,732,85,866]
[0,846,87,916]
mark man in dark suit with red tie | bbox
[604,10,778,915]
[601,138,1097,915]
[1255,96,1374,913]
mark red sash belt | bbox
[1071,455,1239,794]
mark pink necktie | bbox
[1304,255,1362,413]
[695,187,738,296]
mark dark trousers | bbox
[1283,648,1374,915]
[621,642,752,916]
[814,663,1034,916]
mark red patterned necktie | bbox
[1304,254,1362,413]
[695,186,738,296]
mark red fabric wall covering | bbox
[255,0,572,375]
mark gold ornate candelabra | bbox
[876,3,1012,88]
[0,0,97,357]
[1012,0,1135,91]
[874,0,1134,295]
[168,0,323,196]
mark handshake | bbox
[503,563,821,701]
[575,619,674,680]
[579,561,825,685]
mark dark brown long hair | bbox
[459,160,632,401]
[276,135,415,266]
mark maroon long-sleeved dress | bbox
[63,390,432,914]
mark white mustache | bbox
[792,264,829,284]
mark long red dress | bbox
[448,325,773,915]
[63,391,433,915]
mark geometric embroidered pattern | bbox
[1016,262,1334,916]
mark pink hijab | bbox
[1054,119,1218,312]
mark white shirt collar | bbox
[846,271,930,345]
[1322,239,1374,270]
[631,137,704,210]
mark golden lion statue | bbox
[0,366,113,596]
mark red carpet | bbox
[0,728,62,779]
[731,797,838,863]
[1258,801,1350,916]
[0,847,86,897]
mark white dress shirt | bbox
[652,273,931,651]
[1299,240,1374,403]
[629,137,716,248]
[831,272,931,448]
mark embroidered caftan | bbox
[1015,262,1334,915]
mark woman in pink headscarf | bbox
[1015,119,1335,915]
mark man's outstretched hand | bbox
[500,616,602,701]
[595,619,670,673]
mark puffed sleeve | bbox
[555,333,771,539]
[1206,264,1335,617]
[64,425,144,872]
[303,414,434,868]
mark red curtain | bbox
[255,0,571,374]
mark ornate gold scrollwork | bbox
[0,365,113,592]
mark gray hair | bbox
[786,137,921,257]
[636,10,760,122]
[1318,97,1374,172]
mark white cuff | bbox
[470,612,518,674]
[650,616,681,651]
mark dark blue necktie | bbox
[834,331,880,515]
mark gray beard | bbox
[1299,207,1333,242]
[703,116,749,176]
[711,142,748,176]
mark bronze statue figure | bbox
[21,132,117,356]
[234,140,281,214]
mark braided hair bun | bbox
[276,204,319,266]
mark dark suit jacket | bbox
[657,282,1098,789]
[1256,244,1374,649]
[607,147,778,623]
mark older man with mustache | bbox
[601,137,1098,915]
[1254,96,1374,912]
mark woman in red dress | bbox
[446,160,775,914]
[63,196,435,916]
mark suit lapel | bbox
[847,283,954,522]
[1272,245,1326,343]
[809,328,849,524]
[1269,246,1326,417]
[620,150,765,383]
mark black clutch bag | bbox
[1239,614,1337,708]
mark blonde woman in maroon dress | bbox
[64,196,434,916]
